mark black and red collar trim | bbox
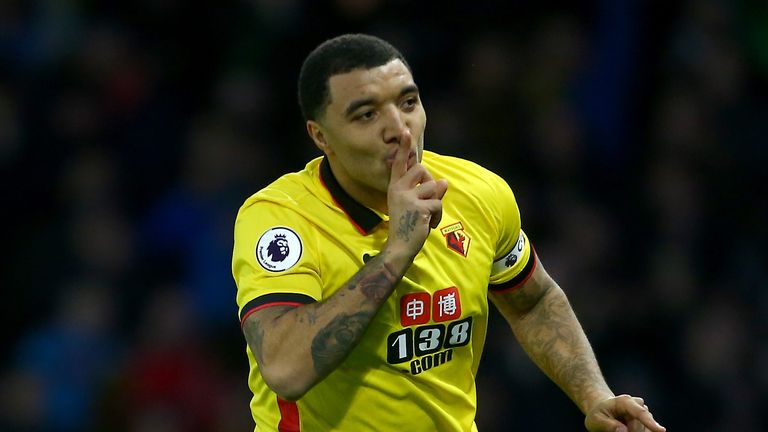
[319,157,382,235]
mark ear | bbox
[307,121,333,156]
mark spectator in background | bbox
[139,114,257,330]
[0,1,764,430]
[0,281,119,431]
[96,288,248,432]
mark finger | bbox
[592,418,627,432]
[390,130,413,183]
[635,413,665,432]
[627,418,645,432]
[423,198,444,229]
[585,405,628,432]
[435,179,448,200]
[416,179,448,199]
[430,181,448,228]
[419,161,434,181]
[400,163,433,188]
[416,181,437,199]
[617,397,665,432]
[429,207,442,229]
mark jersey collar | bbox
[319,157,383,235]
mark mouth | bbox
[385,150,417,167]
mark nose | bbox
[382,106,408,144]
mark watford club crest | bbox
[440,222,471,257]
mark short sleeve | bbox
[485,172,536,292]
[232,200,322,325]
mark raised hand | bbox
[384,130,448,264]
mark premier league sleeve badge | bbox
[255,227,303,272]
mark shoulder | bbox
[237,157,324,218]
[422,151,510,197]
[424,151,521,235]
[233,160,325,254]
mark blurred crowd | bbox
[1,1,765,431]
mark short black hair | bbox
[298,33,410,121]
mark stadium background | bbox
[1,1,766,430]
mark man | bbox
[232,33,665,432]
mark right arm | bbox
[243,248,406,401]
[243,133,448,401]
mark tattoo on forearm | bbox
[306,251,399,374]
[311,311,371,374]
[346,253,398,302]
[245,249,402,383]
[397,210,418,241]
[517,289,607,410]
[359,271,392,302]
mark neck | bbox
[337,175,388,215]
[322,158,388,215]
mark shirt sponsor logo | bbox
[391,288,468,374]
[400,288,462,326]
[400,293,431,326]
[432,287,461,322]
[256,227,302,272]
[440,222,471,257]
[387,316,473,375]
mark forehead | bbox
[326,59,415,108]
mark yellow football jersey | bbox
[232,151,535,431]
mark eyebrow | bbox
[344,84,420,117]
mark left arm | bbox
[489,254,665,432]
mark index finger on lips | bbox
[390,130,412,183]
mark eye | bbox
[401,96,419,111]
[354,110,376,122]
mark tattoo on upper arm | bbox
[504,281,550,314]
[243,317,267,366]
[306,306,319,325]
[311,311,371,374]
[243,306,294,367]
